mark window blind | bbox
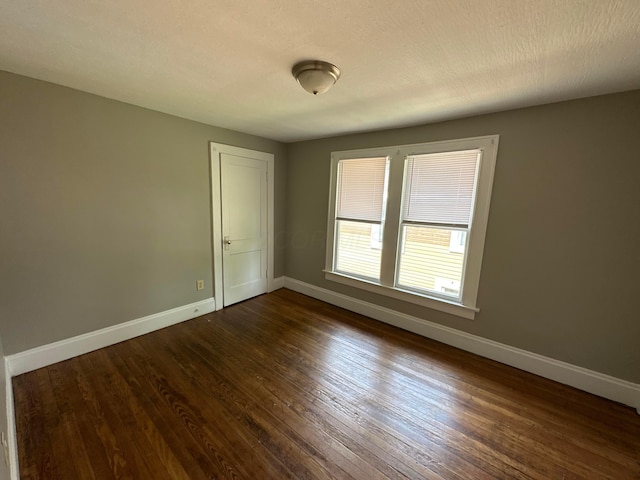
[337,157,388,222]
[402,149,481,227]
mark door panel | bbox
[221,153,267,306]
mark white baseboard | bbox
[283,277,640,411]
[4,361,18,480]
[268,276,285,292]
[6,298,215,377]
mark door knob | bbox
[224,236,232,245]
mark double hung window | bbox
[325,135,499,319]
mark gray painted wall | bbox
[0,71,286,354]
[285,90,640,383]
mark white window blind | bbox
[403,149,481,227]
[337,157,388,222]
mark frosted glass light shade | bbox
[292,60,341,95]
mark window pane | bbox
[397,225,466,298]
[335,220,382,280]
[403,150,480,226]
[337,157,388,222]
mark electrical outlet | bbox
[196,280,205,291]
[1,432,9,467]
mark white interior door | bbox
[210,143,274,310]
[220,153,267,306]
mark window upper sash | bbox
[402,149,481,228]
[336,157,388,223]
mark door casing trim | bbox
[210,142,274,310]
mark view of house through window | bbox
[326,135,498,316]
[335,220,383,280]
[397,226,466,297]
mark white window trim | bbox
[325,135,499,320]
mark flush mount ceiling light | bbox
[292,60,341,95]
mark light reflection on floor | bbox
[318,320,467,442]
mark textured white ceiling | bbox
[1,0,639,142]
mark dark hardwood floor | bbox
[14,289,640,479]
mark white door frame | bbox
[210,142,275,310]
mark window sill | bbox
[324,271,478,320]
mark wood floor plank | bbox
[70,360,150,479]
[47,361,114,479]
[78,351,193,480]
[187,306,446,479]
[130,335,315,479]
[90,349,194,480]
[45,363,97,480]
[14,374,56,480]
[272,291,640,475]
[117,341,261,480]
[192,305,488,479]
[161,322,432,480]
[107,343,229,480]
[211,301,534,478]
[34,368,91,480]
[14,289,640,479]
[129,335,342,480]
